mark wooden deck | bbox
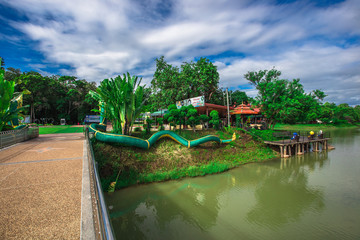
[264,137,331,158]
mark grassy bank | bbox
[92,128,278,191]
[273,123,359,131]
[39,125,83,134]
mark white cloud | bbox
[2,0,360,105]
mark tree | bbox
[164,104,180,131]
[89,73,145,135]
[244,69,325,129]
[230,90,249,105]
[0,66,27,131]
[0,57,4,70]
[199,114,210,130]
[209,110,220,130]
[151,56,181,110]
[143,117,153,134]
[157,117,164,131]
[186,105,199,132]
[151,56,220,109]
[180,57,219,101]
[5,67,22,82]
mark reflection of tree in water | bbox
[107,150,329,238]
[246,152,327,228]
[107,178,229,239]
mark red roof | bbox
[230,104,261,115]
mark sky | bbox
[1,0,359,106]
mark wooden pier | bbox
[264,137,331,158]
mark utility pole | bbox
[226,88,230,127]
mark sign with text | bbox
[84,115,101,123]
[176,96,205,109]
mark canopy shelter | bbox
[230,104,263,127]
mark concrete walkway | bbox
[0,133,87,239]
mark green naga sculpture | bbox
[89,123,236,149]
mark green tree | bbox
[186,105,199,132]
[0,57,4,70]
[143,117,153,134]
[230,90,249,105]
[164,104,180,131]
[244,69,325,128]
[5,67,22,82]
[199,114,210,130]
[157,117,164,131]
[151,56,220,109]
[209,110,220,130]
[89,73,145,135]
[0,66,27,131]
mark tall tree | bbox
[244,69,324,128]
[151,56,220,110]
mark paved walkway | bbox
[0,133,87,239]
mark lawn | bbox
[273,123,359,131]
[39,125,84,134]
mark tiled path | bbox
[0,133,86,239]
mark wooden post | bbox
[280,146,284,158]
[288,146,291,157]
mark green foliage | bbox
[199,114,209,130]
[151,56,219,109]
[157,117,164,131]
[0,67,27,131]
[186,105,199,132]
[209,110,220,130]
[14,71,97,124]
[89,72,145,135]
[164,104,180,131]
[244,69,326,128]
[143,117,153,134]
[230,90,249,105]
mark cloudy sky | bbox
[1,0,359,105]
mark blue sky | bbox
[1,0,359,105]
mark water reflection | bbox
[106,148,330,239]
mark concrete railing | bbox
[84,127,115,240]
[0,127,39,149]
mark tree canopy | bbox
[244,69,326,129]
[151,56,220,110]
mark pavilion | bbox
[230,103,263,127]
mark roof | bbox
[230,104,261,115]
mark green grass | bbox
[274,123,359,131]
[39,125,84,134]
[92,128,278,191]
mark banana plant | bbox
[0,68,28,131]
[89,72,145,135]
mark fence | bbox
[84,127,115,240]
[272,130,331,144]
[0,127,39,149]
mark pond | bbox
[105,128,360,240]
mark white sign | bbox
[176,96,205,109]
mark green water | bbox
[105,128,360,239]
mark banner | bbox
[176,96,205,109]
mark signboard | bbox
[176,96,205,109]
[84,115,101,123]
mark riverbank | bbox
[92,128,278,191]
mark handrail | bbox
[84,127,115,240]
[0,126,39,149]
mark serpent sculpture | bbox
[89,123,236,149]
